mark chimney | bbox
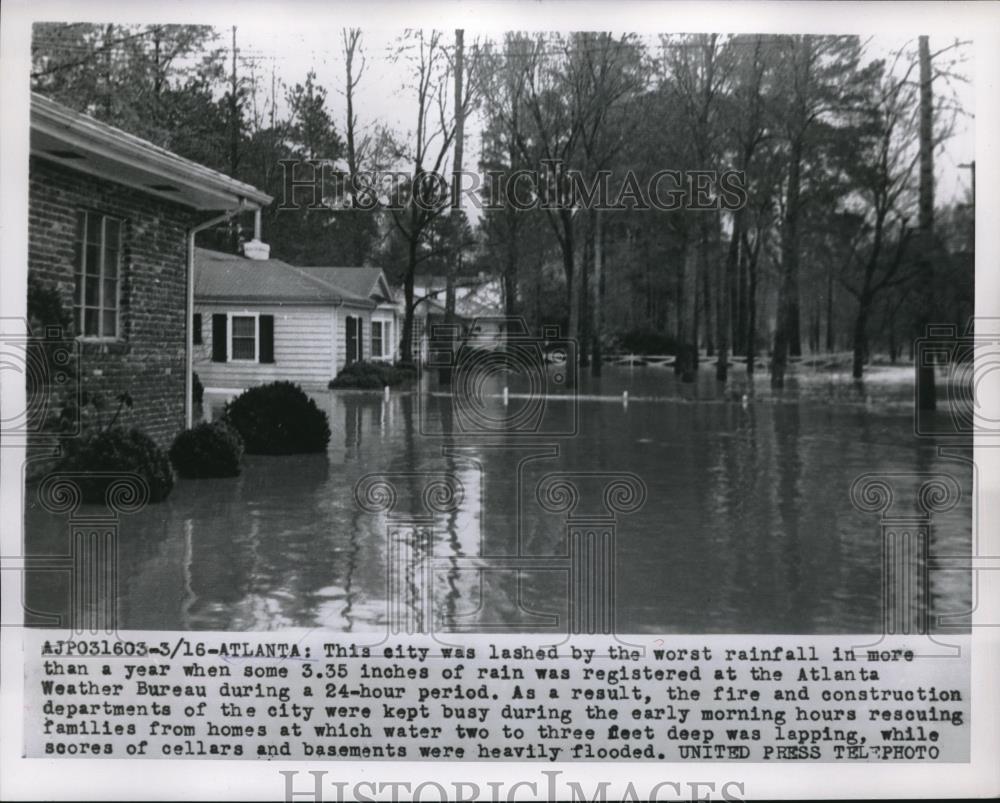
[242,209,270,260]
[242,239,270,260]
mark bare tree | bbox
[387,30,477,364]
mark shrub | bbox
[169,421,244,478]
[224,381,330,454]
[328,360,416,390]
[58,427,174,503]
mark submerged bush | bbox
[169,421,244,478]
[224,381,330,454]
[58,427,174,503]
[328,360,416,390]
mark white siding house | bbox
[193,249,398,392]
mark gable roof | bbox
[296,267,395,303]
[194,249,387,307]
[31,93,271,211]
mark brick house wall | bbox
[28,156,199,451]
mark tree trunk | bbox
[825,263,835,352]
[772,135,803,388]
[591,210,603,377]
[229,26,241,252]
[717,211,740,382]
[400,239,418,366]
[445,29,465,328]
[564,221,579,386]
[744,231,759,377]
[579,226,591,368]
[735,234,748,357]
[852,296,870,380]
[679,234,699,382]
[701,217,714,357]
[916,35,937,411]
[503,232,518,317]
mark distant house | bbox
[409,275,506,362]
[27,93,271,447]
[193,249,398,392]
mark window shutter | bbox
[212,314,227,362]
[259,315,275,363]
[358,318,364,361]
[346,316,357,365]
[193,313,203,345]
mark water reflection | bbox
[24,368,972,633]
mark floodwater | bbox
[24,364,973,634]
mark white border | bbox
[2,2,999,800]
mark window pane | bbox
[104,247,119,279]
[86,213,101,244]
[232,337,255,360]
[85,279,99,306]
[103,279,117,310]
[104,218,120,249]
[102,310,117,338]
[84,308,98,336]
[232,316,255,338]
[86,244,101,276]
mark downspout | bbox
[185,200,250,428]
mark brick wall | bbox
[28,156,198,451]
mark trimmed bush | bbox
[224,381,330,454]
[58,427,174,503]
[328,361,416,390]
[169,421,244,478]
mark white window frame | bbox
[227,311,259,363]
[372,315,394,360]
[74,211,122,341]
[371,319,384,360]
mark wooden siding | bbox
[194,302,336,391]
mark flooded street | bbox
[24,366,973,633]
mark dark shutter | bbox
[259,315,274,363]
[212,314,227,362]
[357,318,364,361]
[346,316,357,365]
[193,313,202,345]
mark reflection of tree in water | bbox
[23,475,181,629]
[773,402,804,629]
[182,454,331,629]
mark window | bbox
[193,313,203,345]
[230,314,257,361]
[345,316,363,364]
[212,313,273,363]
[372,320,384,359]
[73,211,121,338]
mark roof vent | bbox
[242,238,270,260]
